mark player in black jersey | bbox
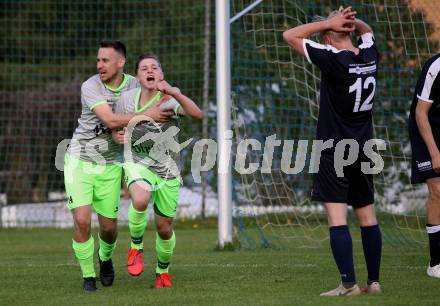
[408,53,440,278]
[284,7,382,296]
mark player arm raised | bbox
[282,7,356,56]
[415,100,440,172]
[353,18,373,36]
[157,80,203,121]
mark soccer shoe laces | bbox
[127,249,142,265]
[156,273,172,288]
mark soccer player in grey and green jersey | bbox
[112,53,202,288]
[64,41,173,291]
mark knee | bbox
[100,221,117,235]
[429,183,440,202]
[358,215,377,227]
[327,215,347,227]
[131,193,150,211]
[325,203,347,227]
[74,215,91,234]
[328,219,347,227]
[156,223,173,240]
[356,210,377,227]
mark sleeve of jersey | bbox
[81,82,107,111]
[417,59,440,103]
[357,32,378,56]
[159,98,182,117]
[358,33,375,46]
[302,39,332,72]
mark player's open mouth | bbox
[146,76,155,82]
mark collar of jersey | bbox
[135,89,161,113]
[322,43,360,55]
[104,73,131,93]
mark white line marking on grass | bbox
[0,262,318,269]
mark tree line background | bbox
[0,0,439,207]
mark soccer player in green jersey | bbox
[112,53,202,288]
[64,41,173,292]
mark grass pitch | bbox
[0,221,438,305]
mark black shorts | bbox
[409,119,440,184]
[311,153,374,208]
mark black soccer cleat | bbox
[83,277,97,292]
[99,257,115,287]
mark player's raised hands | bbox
[327,6,356,32]
[337,6,355,18]
[156,80,181,97]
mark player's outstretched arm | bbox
[94,104,137,129]
[157,80,203,121]
[93,103,173,129]
[415,100,440,172]
[283,6,356,56]
[353,18,373,36]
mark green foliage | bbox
[0,0,215,203]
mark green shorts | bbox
[64,153,122,219]
[124,162,181,218]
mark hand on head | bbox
[328,6,356,33]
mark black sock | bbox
[329,225,356,288]
[427,224,440,267]
[360,224,382,284]
[131,236,143,246]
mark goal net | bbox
[231,0,440,248]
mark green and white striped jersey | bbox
[115,88,183,179]
[68,74,138,164]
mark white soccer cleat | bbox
[361,281,381,294]
[320,283,361,297]
[427,263,440,278]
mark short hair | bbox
[312,11,350,43]
[134,53,161,74]
[99,40,127,58]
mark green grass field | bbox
[0,221,438,306]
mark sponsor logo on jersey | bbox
[349,64,377,75]
[417,160,432,172]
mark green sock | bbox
[155,232,176,274]
[72,236,95,278]
[98,235,116,261]
[128,202,147,250]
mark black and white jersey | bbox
[303,33,379,147]
[408,53,440,139]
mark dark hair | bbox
[99,40,127,58]
[134,53,161,74]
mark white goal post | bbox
[216,0,264,248]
